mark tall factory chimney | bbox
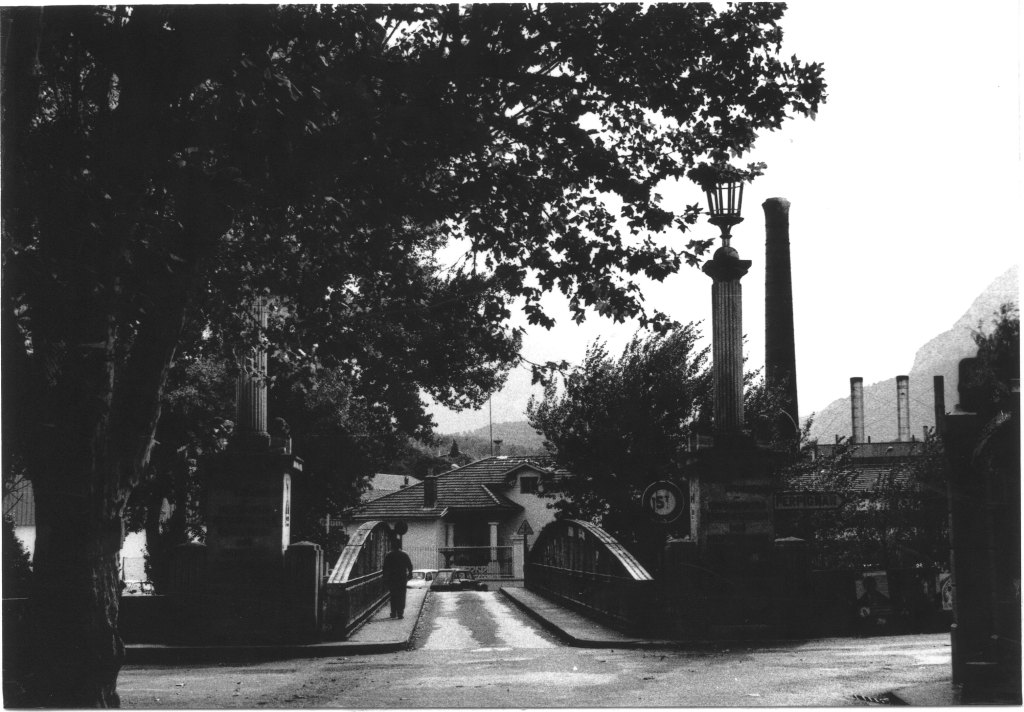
[933,375,946,436]
[763,198,799,444]
[850,377,865,444]
[896,375,911,442]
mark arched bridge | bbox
[525,518,655,633]
[322,520,395,639]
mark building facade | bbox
[345,456,566,579]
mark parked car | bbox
[122,580,154,596]
[430,568,488,592]
[407,569,439,589]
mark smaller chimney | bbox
[896,375,910,442]
[423,473,437,508]
[933,375,946,436]
[492,439,503,456]
[850,377,865,444]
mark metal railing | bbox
[437,546,514,578]
[525,519,654,633]
[321,520,394,639]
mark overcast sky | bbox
[429,0,1022,434]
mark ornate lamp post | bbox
[695,163,753,439]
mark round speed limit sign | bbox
[642,480,686,524]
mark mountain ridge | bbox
[806,266,1019,443]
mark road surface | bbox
[119,590,951,707]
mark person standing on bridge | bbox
[382,538,413,619]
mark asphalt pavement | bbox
[123,585,975,705]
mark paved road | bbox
[414,589,557,651]
[119,591,952,708]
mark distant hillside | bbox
[438,420,548,460]
[808,266,1019,444]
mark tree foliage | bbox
[964,303,1020,423]
[3,515,34,599]
[528,324,777,560]
[774,436,950,570]
[1,4,824,705]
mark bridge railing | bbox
[321,520,394,639]
[525,519,655,633]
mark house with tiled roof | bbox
[345,456,568,579]
[806,440,925,493]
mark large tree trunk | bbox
[16,290,193,706]
[24,486,126,707]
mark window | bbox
[520,476,539,494]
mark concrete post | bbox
[897,375,911,442]
[850,377,865,444]
[511,534,526,580]
[703,243,752,435]
[488,521,500,575]
[763,198,800,444]
[284,541,324,643]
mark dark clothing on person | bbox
[382,548,413,618]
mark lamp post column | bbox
[702,241,752,436]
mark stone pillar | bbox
[897,375,911,442]
[850,377,865,444]
[703,243,752,435]
[203,453,300,644]
[763,198,799,444]
[488,521,500,575]
[235,298,270,451]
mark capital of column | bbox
[702,248,752,283]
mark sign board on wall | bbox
[642,480,687,524]
[704,492,772,538]
[774,491,842,511]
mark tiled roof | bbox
[792,464,912,493]
[349,456,562,521]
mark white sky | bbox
[429,0,1023,434]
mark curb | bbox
[125,590,428,664]
[499,588,816,651]
[499,587,657,649]
[125,639,410,665]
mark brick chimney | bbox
[763,198,799,444]
[933,375,946,436]
[423,473,437,508]
[896,375,911,442]
[850,377,865,444]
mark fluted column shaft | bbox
[703,248,751,435]
[236,298,270,449]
